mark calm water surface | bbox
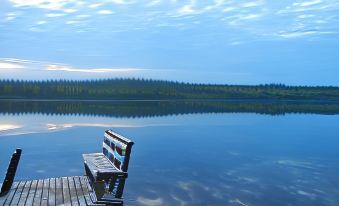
[0,111,339,206]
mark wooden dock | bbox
[0,176,104,206]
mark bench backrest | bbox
[102,130,134,172]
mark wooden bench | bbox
[83,130,134,205]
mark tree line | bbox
[0,79,339,100]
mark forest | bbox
[0,79,339,101]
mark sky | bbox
[0,0,339,85]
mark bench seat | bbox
[83,153,128,180]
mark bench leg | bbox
[115,178,126,198]
[93,180,105,200]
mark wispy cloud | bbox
[9,0,70,10]
[277,29,335,38]
[46,13,66,18]
[0,61,25,69]
[88,3,102,8]
[294,0,323,7]
[241,1,263,8]
[3,0,339,43]
[97,10,114,15]
[0,58,148,74]
[46,64,145,73]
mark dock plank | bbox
[68,177,80,206]
[18,180,32,206]
[62,177,72,206]
[2,182,19,206]
[8,181,26,206]
[40,179,49,206]
[2,176,106,206]
[74,177,87,206]
[48,178,56,206]
[55,177,63,206]
[32,180,43,206]
[0,182,18,206]
[79,177,94,206]
[25,180,38,206]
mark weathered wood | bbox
[18,180,32,206]
[79,176,93,206]
[0,176,105,206]
[0,182,17,205]
[8,181,26,205]
[32,180,43,206]
[74,177,87,206]
[55,177,63,206]
[48,178,56,206]
[68,177,80,206]
[62,177,72,206]
[2,182,18,206]
[40,179,49,206]
[25,180,38,206]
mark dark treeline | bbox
[1,79,339,100]
[1,100,339,117]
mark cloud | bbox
[66,20,81,24]
[146,0,161,7]
[0,61,25,69]
[241,1,263,8]
[177,4,196,15]
[37,21,47,25]
[97,10,114,15]
[76,14,90,18]
[278,30,335,38]
[46,64,145,73]
[88,3,102,8]
[110,0,130,4]
[46,13,66,17]
[0,58,148,73]
[9,0,71,10]
[63,8,77,13]
[223,7,236,12]
[294,0,322,7]
[0,124,22,132]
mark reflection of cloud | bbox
[46,123,145,131]
[137,196,163,206]
[276,160,317,170]
[229,198,250,206]
[297,190,317,200]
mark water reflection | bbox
[1,100,339,117]
[0,109,339,206]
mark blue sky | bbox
[0,0,339,85]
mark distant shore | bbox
[1,79,339,101]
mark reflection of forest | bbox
[1,100,339,117]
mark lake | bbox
[0,101,339,206]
